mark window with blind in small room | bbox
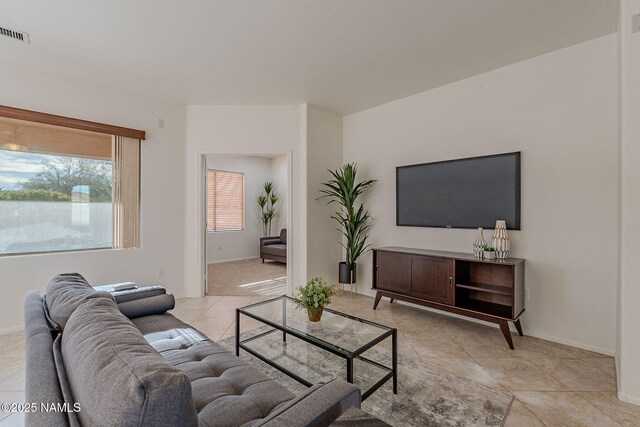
[207,170,245,232]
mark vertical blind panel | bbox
[207,171,244,232]
[113,136,140,248]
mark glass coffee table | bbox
[235,295,397,400]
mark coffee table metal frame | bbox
[235,295,397,401]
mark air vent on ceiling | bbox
[0,26,30,44]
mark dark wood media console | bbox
[372,247,525,349]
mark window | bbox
[0,112,142,256]
[207,170,244,232]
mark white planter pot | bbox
[483,251,496,260]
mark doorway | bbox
[203,154,289,297]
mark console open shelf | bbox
[455,282,513,296]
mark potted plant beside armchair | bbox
[319,163,375,287]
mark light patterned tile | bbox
[0,392,25,422]
[421,357,505,390]
[475,358,569,391]
[579,392,640,427]
[0,360,24,384]
[405,335,471,358]
[0,411,25,426]
[0,370,25,392]
[190,318,234,336]
[536,358,617,392]
[510,335,579,360]
[581,357,617,378]
[514,391,621,427]
[504,398,545,427]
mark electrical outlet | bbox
[158,118,165,128]
[633,13,640,33]
[218,244,222,250]
[525,288,530,301]
[159,268,165,279]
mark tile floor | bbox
[1,292,639,426]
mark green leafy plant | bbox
[484,246,495,252]
[0,189,71,202]
[256,181,280,236]
[293,277,337,316]
[319,163,376,265]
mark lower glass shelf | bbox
[240,329,392,395]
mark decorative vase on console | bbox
[473,228,487,258]
[492,220,510,259]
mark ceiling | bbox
[0,1,618,114]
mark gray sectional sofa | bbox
[25,273,361,427]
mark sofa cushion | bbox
[132,313,209,352]
[45,273,112,330]
[158,339,296,426]
[60,297,198,427]
[117,294,176,319]
[261,244,286,257]
[279,228,287,244]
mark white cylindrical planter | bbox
[473,227,487,258]
[492,220,510,259]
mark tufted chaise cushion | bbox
[132,314,297,427]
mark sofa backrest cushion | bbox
[45,273,112,330]
[59,297,198,427]
[280,228,287,244]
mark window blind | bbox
[112,136,140,248]
[207,171,244,232]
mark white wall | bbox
[184,105,304,296]
[306,105,343,281]
[205,156,271,264]
[343,34,619,355]
[617,0,640,405]
[270,156,288,233]
[0,60,187,332]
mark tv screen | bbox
[396,152,521,229]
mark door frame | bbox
[198,149,293,296]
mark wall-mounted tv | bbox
[396,152,521,230]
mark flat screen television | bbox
[396,152,521,229]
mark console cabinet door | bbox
[410,256,453,305]
[376,251,411,294]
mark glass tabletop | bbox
[238,296,393,356]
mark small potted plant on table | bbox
[294,277,337,322]
[483,246,496,260]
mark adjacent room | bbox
[1,1,640,426]
[205,155,289,297]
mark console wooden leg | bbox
[514,319,523,336]
[499,320,514,350]
[373,292,382,310]
[389,298,395,303]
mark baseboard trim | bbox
[618,391,640,406]
[0,325,24,335]
[207,256,259,265]
[522,329,614,357]
[359,290,615,356]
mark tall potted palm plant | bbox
[257,181,279,237]
[319,163,375,285]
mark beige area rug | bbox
[207,258,287,296]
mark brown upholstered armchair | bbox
[260,229,286,264]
